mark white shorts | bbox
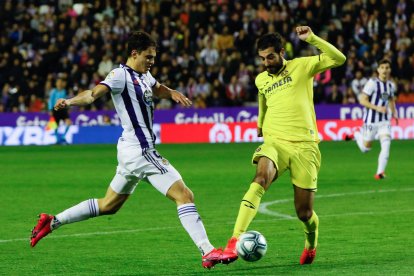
[110,138,182,195]
[362,122,392,141]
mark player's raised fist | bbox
[296,26,313,41]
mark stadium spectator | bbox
[226,75,245,106]
[314,69,332,100]
[0,1,414,112]
[199,40,219,67]
[97,55,114,79]
[343,87,358,104]
[351,70,368,96]
[30,31,223,269]
[326,83,344,104]
[397,81,414,103]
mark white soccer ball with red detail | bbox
[236,230,267,262]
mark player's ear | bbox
[279,48,285,58]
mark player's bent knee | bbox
[296,209,313,222]
[167,180,194,204]
[98,197,126,215]
[180,186,194,203]
[101,205,121,215]
[253,175,272,190]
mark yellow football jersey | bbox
[255,34,346,142]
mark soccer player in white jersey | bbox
[30,31,223,269]
[344,59,398,179]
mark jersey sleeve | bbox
[304,33,346,76]
[254,73,266,95]
[362,79,375,96]
[146,71,157,87]
[100,68,126,94]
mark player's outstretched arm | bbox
[54,84,109,110]
[153,82,192,107]
[297,26,346,72]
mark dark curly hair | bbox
[256,33,284,53]
[127,31,157,56]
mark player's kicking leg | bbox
[163,178,223,269]
[221,156,274,265]
[30,181,129,247]
[30,213,55,247]
[221,182,266,264]
[222,237,239,264]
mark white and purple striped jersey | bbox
[362,78,396,124]
[100,64,157,149]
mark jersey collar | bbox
[121,64,143,77]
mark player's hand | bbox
[171,90,192,107]
[393,113,399,126]
[296,26,313,41]
[257,128,263,137]
[54,98,69,111]
[376,106,387,113]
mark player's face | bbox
[131,46,156,73]
[258,47,284,74]
[377,63,391,80]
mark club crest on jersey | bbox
[280,70,289,77]
[161,158,169,166]
[143,90,153,106]
[381,92,390,100]
[105,71,115,81]
[255,147,261,152]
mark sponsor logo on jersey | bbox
[255,147,261,152]
[264,76,293,94]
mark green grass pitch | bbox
[1,140,413,275]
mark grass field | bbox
[1,140,413,275]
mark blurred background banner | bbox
[1,119,412,146]
[1,103,414,127]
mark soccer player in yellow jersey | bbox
[220,26,346,265]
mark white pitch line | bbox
[0,226,179,244]
[1,188,413,244]
[258,187,414,219]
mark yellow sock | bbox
[232,182,265,238]
[302,211,319,249]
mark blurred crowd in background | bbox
[1,0,414,113]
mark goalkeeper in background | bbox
[220,26,346,265]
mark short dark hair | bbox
[127,31,157,55]
[257,33,284,53]
[378,58,391,67]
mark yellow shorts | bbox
[252,138,321,190]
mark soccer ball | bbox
[236,230,267,262]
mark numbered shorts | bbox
[110,138,182,195]
[362,122,391,142]
[252,138,321,190]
